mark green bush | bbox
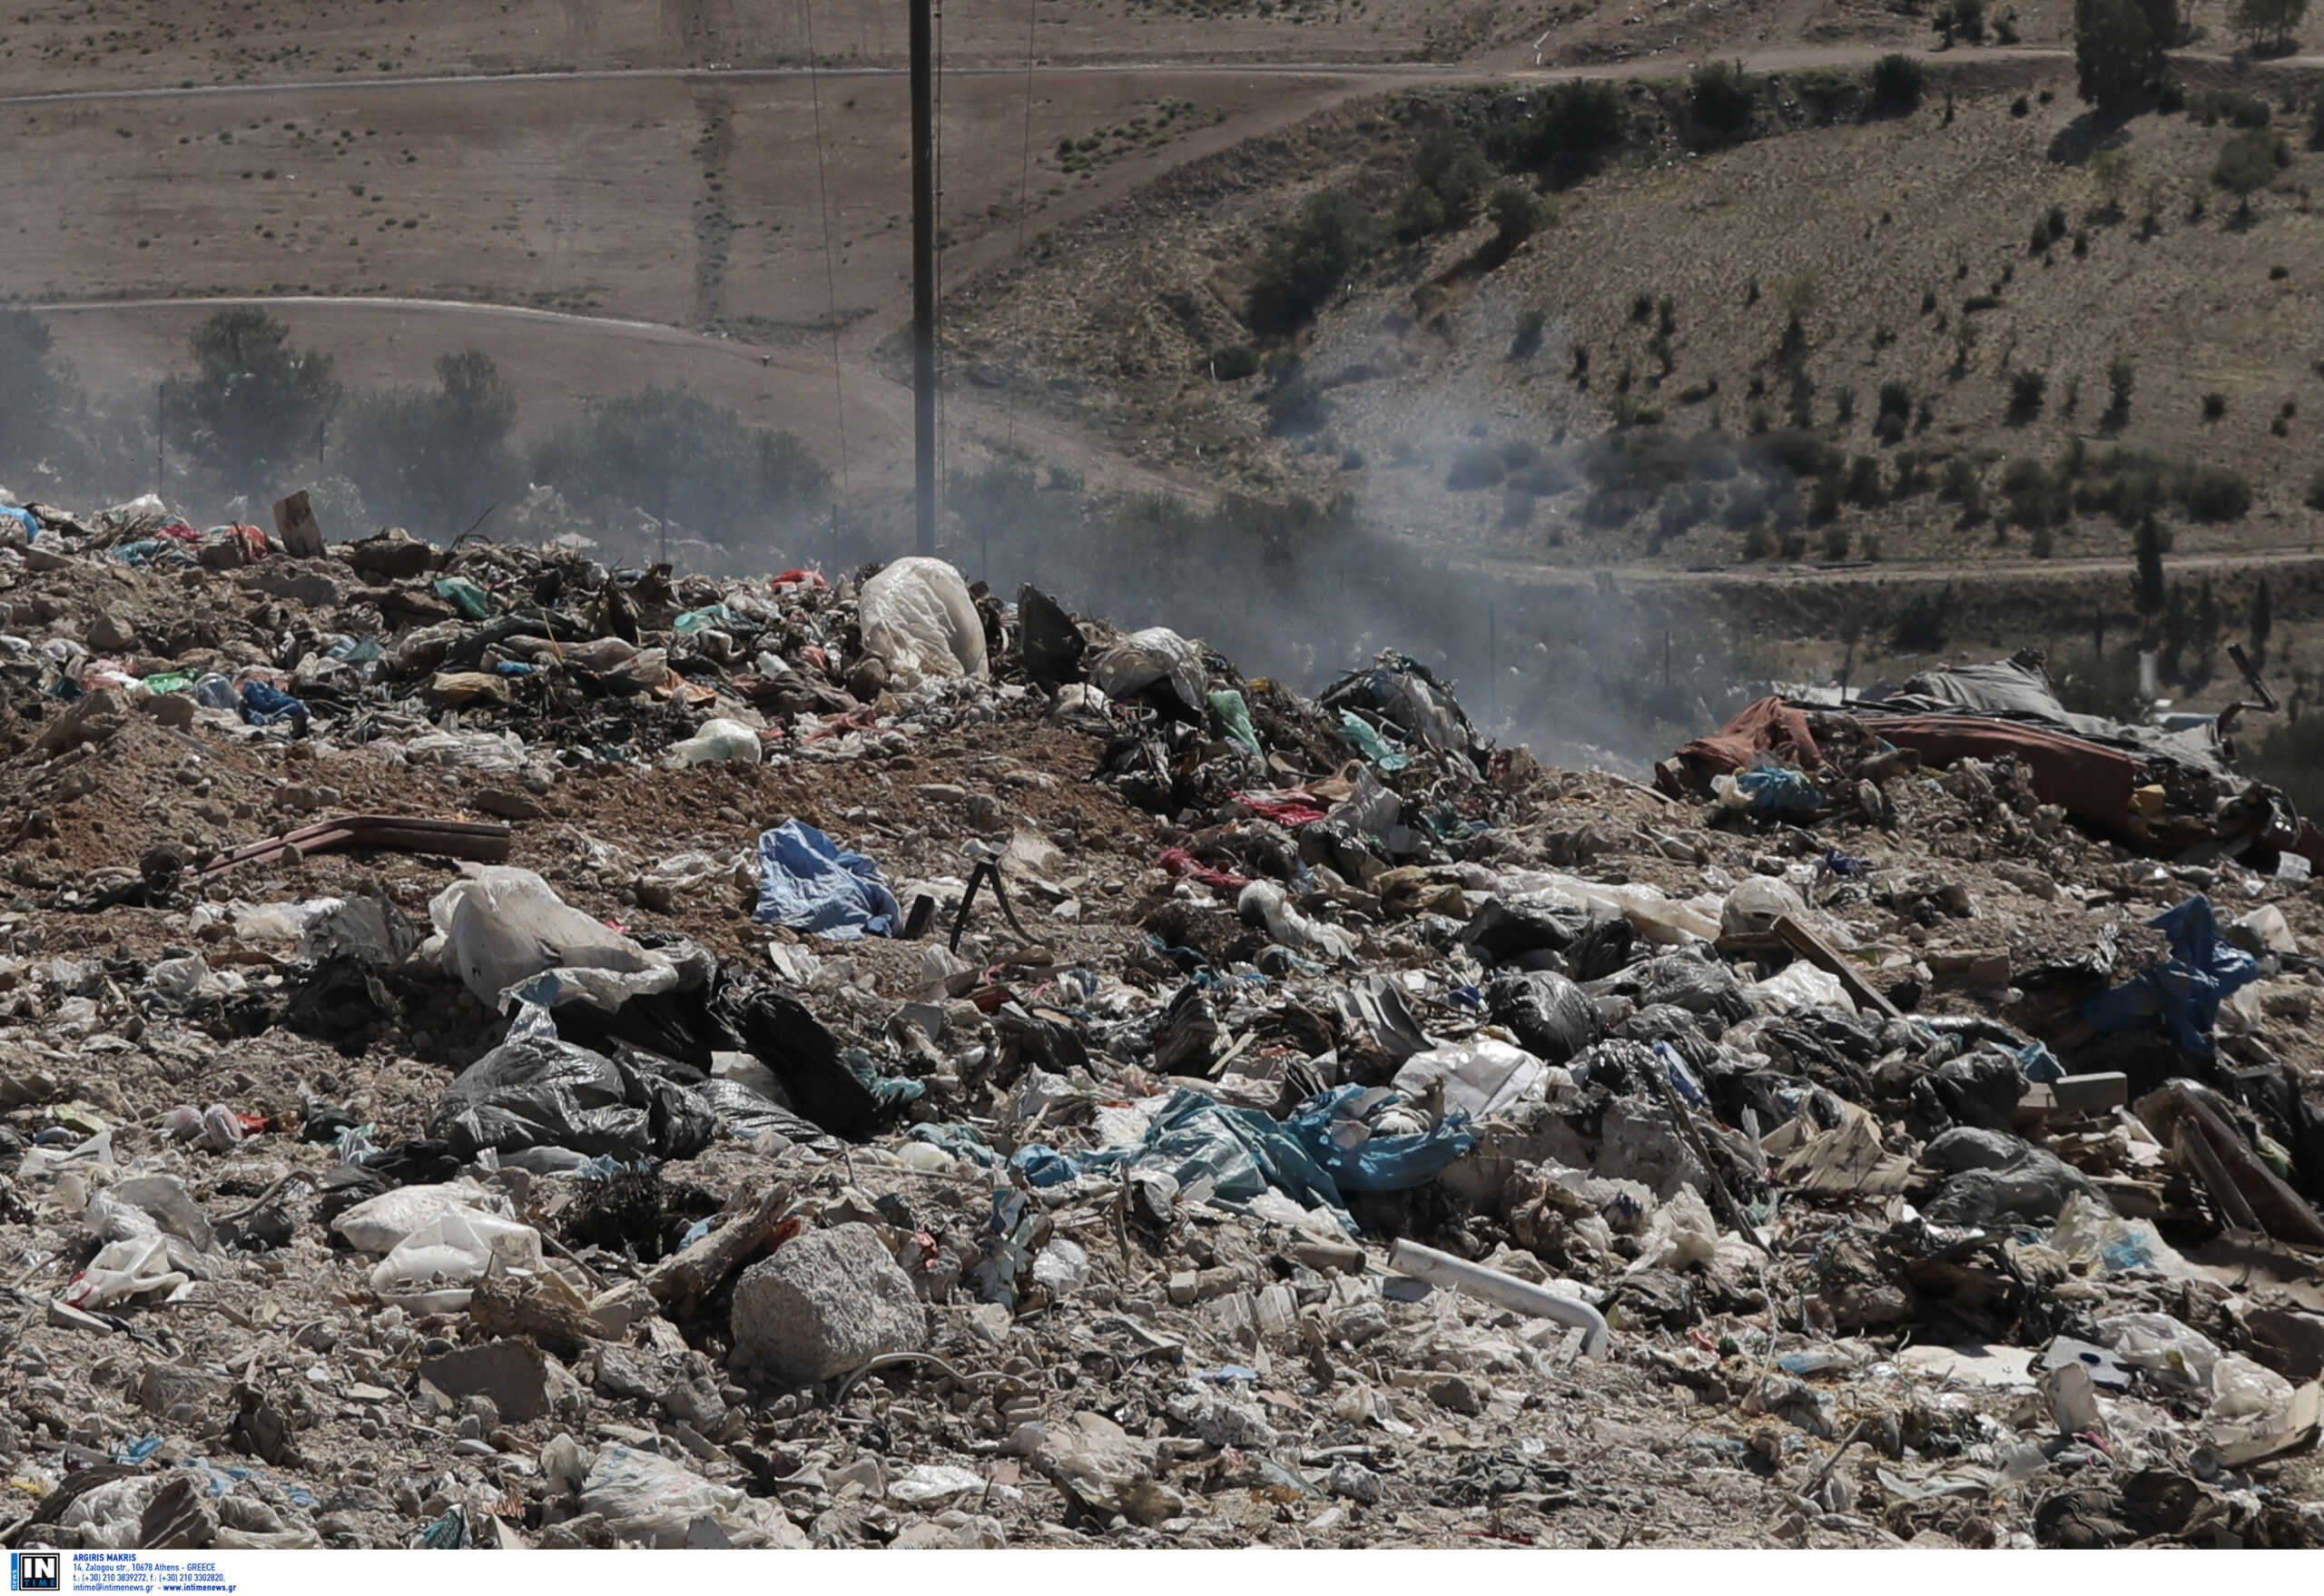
[1870,54,1927,114]
[1446,444,1507,490]
[342,350,521,535]
[1247,190,1382,335]
[1488,182,1550,253]
[1689,61,1757,145]
[2307,468,2324,509]
[2183,464,2252,521]
[1489,80,1627,184]
[175,307,343,489]
[1209,344,1261,381]
[2008,367,2048,423]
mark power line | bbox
[798,0,851,548]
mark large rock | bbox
[730,1223,926,1384]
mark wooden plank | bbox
[1773,912,1902,1020]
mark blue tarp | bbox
[2078,895,2258,1053]
[238,680,309,727]
[751,818,901,941]
[1028,1088,1360,1230]
[0,506,35,540]
[1283,1084,1475,1193]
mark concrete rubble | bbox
[0,490,2320,1549]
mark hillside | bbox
[948,53,2324,577]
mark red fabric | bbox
[770,569,827,591]
[1229,791,1330,827]
[1674,695,1824,778]
[231,523,270,560]
[1160,848,1250,891]
[1866,714,2142,840]
[154,519,202,542]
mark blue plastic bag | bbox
[239,679,309,728]
[1076,1088,1357,1229]
[751,818,901,940]
[2077,896,2258,1053]
[1283,1084,1476,1193]
[1730,758,1822,816]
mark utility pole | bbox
[910,0,937,557]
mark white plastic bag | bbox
[2211,1353,2296,1420]
[578,1443,804,1548]
[1090,626,1206,713]
[331,1181,513,1255]
[1722,876,1806,938]
[1237,880,1354,962]
[368,1206,543,1313]
[667,717,762,767]
[1750,961,1855,1014]
[2099,1310,2220,1393]
[428,866,675,1010]
[63,1235,190,1309]
[857,556,988,683]
[1393,1039,1548,1122]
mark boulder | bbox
[730,1223,926,1384]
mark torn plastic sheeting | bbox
[1092,626,1207,715]
[1208,689,1262,754]
[429,866,694,1011]
[1484,970,1600,1065]
[1067,1088,1357,1232]
[857,556,989,682]
[1285,1084,1477,1193]
[1337,711,1410,773]
[2078,896,2259,1053]
[1159,847,1251,891]
[718,986,924,1141]
[427,1006,717,1164]
[1393,1038,1551,1121]
[1230,791,1331,828]
[752,819,901,941]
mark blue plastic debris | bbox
[2017,1040,2063,1083]
[1283,1084,1476,1194]
[2077,895,2258,1054]
[751,818,901,941]
[238,679,309,729]
[1727,758,1822,817]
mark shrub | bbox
[2008,367,2048,422]
[2308,468,2324,509]
[1395,129,1494,239]
[529,384,827,545]
[1209,344,1260,380]
[2001,457,2068,526]
[1489,182,1550,253]
[1509,308,1547,360]
[1690,61,1757,144]
[2106,355,2134,420]
[1870,53,1927,114]
[1490,80,1627,185]
[1446,444,1507,490]
[2214,128,2278,214]
[1876,379,1913,443]
[2183,464,2251,520]
[2201,391,2227,421]
[343,350,521,534]
[1247,190,1382,334]
[176,307,343,488]
[1844,453,1884,506]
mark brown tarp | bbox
[1669,695,1824,780]
[1862,714,2142,840]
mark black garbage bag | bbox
[1486,970,1601,1066]
[1633,952,1752,1027]
[719,988,905,1141]
[1564,917,1639,982]
[1462,892,1590,962]
[696,1079,844,1157]
[429,1015,717,1162]
[1905,1049,2027,1139]
[1019,585,1088,688]
[1614,1003,1718,1073]
[1919,1126,2098,1226]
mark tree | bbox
[2253,575,2275,664]
[2105,354,2136,424]
[2075,0,2171,114]
[1689,61,1757,145]
[2231,0,2307,52]
[0,310,84,487]
[1247,190,1381,335]
[178,308,342,490]
[2132,514,2167,616]
[340,350,522,535]
[2213,128,2278,218]
[1870,54,1928,114]
[528,385,828,547]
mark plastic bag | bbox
[668,717,762,767]
[2098,1311,2220,1394]
[330,1181,514,1255]
[63,1234,190,1309]
[1337,711,1410,773]
[1721,876,1806,937]
[2210,1354,2296,1420]
[578,1443,803,1548]
[1484,970,1601,1064]
[428,866,684,1010]
[752,819,901,941]
[368,1204,544,1314]
[1236,880,1354,962]
[1285,1084,1478,1193]
[1091,626,1206,714]
[2050,1194,2192,1278]
[1750,961,1854,1015]
[857,556,988,682]
[1393,1038,1550,1120]
[428,1007,716,1163]
[1632,1186,1718,1272]
[1462,892,1590,961]
[1207,689,1262,754]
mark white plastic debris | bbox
[857,556,988,682]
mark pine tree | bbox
[2253,576,2274,667]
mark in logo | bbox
[10,1553,59,1592]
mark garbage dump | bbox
[0,495,2320,1550]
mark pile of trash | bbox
[0,487,2320,1551]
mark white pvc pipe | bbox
[1388,1237,1611,1357]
